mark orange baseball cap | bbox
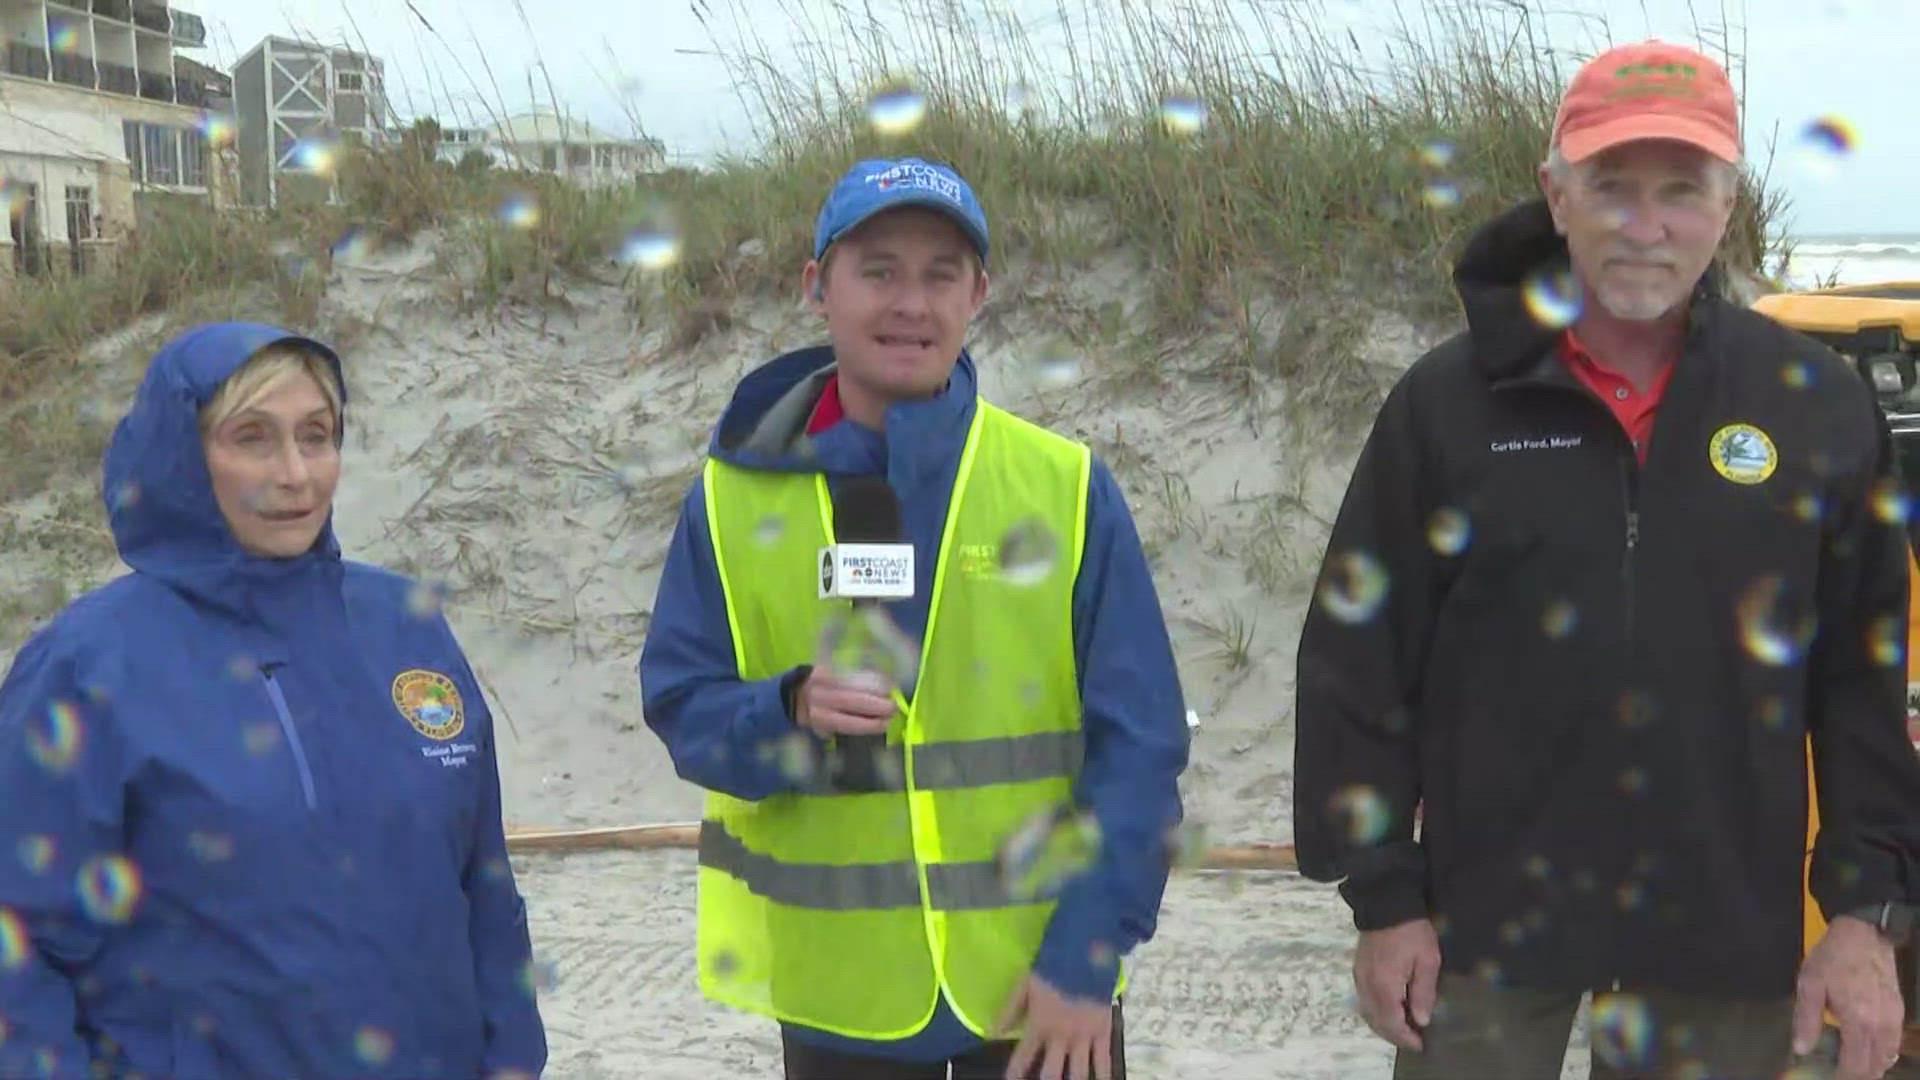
[1550,40,1741,164]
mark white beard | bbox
[1592,280,1684,322]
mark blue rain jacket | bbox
[639,345,1190,1061]
[0,323,546,1079]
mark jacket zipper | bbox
[261,670,318,811]
[1620,452,1639,640]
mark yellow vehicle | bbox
[1752,280,1920,1057]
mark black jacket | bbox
[1293,198,1920,996]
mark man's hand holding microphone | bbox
[790,476,917,787]
[794,667,897,738]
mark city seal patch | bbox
[392,669,464,741]
[1708,423,1777,485]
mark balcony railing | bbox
[3,43,50,80]
[170,10,205,47]
[50,52,95,89]
[98,60,136,95]
[137,72,173,101]
[175,80,211,108]
[92,0,132,20]
[131,0,169,33]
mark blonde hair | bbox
[199,343,343,439]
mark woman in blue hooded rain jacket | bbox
[0,323,547,1079]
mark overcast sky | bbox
[180,0,1916,237]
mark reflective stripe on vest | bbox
[695,397,1106,1040]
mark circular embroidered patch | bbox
[1709,423,1777,485]
[392,669,464,741]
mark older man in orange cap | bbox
[1293,39,1920,1080]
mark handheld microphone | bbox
[819,477,915,601]
[818,477,916,791]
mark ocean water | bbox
[1778,233,1920,290]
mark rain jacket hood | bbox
[103,321,344,626]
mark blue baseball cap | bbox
[813,157,990,265]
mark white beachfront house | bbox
[0,0,230,276]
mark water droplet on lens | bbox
[292,136,339,176]
[1421,180,1462,209]
[1317,551,1389,624]
[1781,360,1814,389]
[17,834,55,875]
[109,481,141,512]
[0,906,28,970]
[999,519,1059,586]
[1541,599,1579,639]
[1868,615,1904,667]
[816,606,920,687]
[26,701,83,774]
[1791,492,1823,522]
[406,578,452,619]
[187,831,235,863]
[1795,116,1857,178]
[497,191,540,229]
[753,516,785,546]
[353,1027,395,1066]
[1164,821,1210,870]
[1617,767,1648,795]
[1591,992,1654,1069]
[1521,266,1584,329]
[1870,478,1911,525]
[1616,690,1656,730]
[617,221,681,271]
[1328,784,1391,844]
[242,722,282,757]
[997,804,1102,901]
[613,460,647,489]
[1031,337,1083,388]
[1525,854,1552,881]
[765,731,816,783]
[1089,941,1117,969]
[867,81,927,135]
[710,947,741,982]
[76,855,142,924]
[199,111,236,150]
[1159,90,1207,135]
[1425,508,1470,556]
[1737,573,1815,666]
[331,226,373,261]
[1418,140,1455,168]
[226,654,259,681]
[1758,695,1791,732]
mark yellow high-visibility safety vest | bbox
[696,397,1123,1039]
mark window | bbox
[595,146,613,168]
[336,70,363,93]
[123,120,143,180]
[567,145,590,167]
[141,124,179,185]
[540,147,557,171]
[65,187,92,242]
[180,131,207,187]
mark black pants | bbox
[781,1003,1127,1080]
[1391,973,1820,1080]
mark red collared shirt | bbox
[1561,330,1676,463]
[806,373,845,434]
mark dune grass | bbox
[0,0,1787,425]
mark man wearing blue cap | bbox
[639,157,1190,1080]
